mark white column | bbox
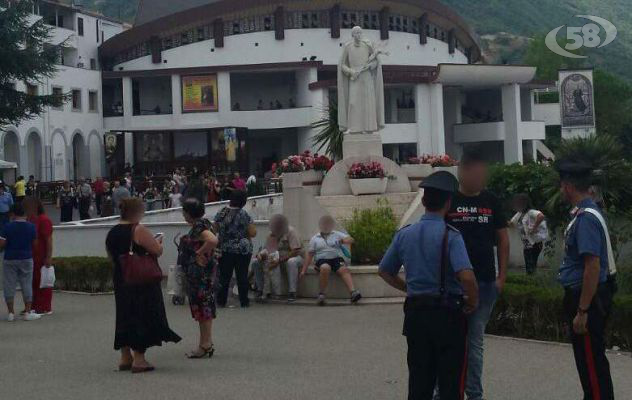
[443,88,463,160]
[296,68,324,154]
[502,83,523,164]
[171,74,182,127]
[217,72,232,116]
[429,83,446,154]
[122,77,133,125]
[414,84,432,155]
[124,132,134,165]
[18,144,29,177]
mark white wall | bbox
[115,29,468,72]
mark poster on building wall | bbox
[104,132,117,161]
[559,69,595,128]
[182,75,218,112]
[136,132,170,162]
[224,128,237,162]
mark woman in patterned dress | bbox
[179,198,219,359]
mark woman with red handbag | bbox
[105,198,181,374]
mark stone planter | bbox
[349,177,388,196]
[302,169,325,195]
[432,166,459,177]
[401,164,433,191]
[280,171,303,188]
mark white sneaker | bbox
[23,312,41,321]
[7,313,15,322]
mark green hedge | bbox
[53,257,113,293]
[488,283,632,352]
[345,202,398,265]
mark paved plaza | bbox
[1,292,631,400]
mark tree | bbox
[523,34,585,81]
[0,0,64,128]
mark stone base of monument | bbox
[316,193,418,222]
[257,265,405,300]
[320,155,411,196]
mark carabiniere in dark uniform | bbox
[556,159,617,400]
[379,171,479,400]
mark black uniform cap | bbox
[419,171,459,193]
[554,159,593,180]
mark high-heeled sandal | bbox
[186,345,215,359]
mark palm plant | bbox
[311,100,343,161]
[544,134,632,229]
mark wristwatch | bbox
[577,306,589,315]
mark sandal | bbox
[186,345,215,359]
[118,364,132,371]
[131,365,155,374]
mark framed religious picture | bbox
[559,70,595,128]
[136,132,171,162]
[182,75,219,112]
[104,132,118,161]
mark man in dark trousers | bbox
[557,159,615,400]
[446,150,509,400]
[379,171,479,400]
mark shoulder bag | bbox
[119,224,163,285]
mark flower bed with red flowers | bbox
[272,151,333,175]
[347,161,386,179]
[406,154,458,167]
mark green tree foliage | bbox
[0,0,65,127]
[524,34,585,81]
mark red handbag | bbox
[119,224,163,285]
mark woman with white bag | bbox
[509,193,549,275]
[24,197,55,315]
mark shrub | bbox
[344,202,398,265]
[53,257,113,293]
[488,282,632,352]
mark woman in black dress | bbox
[105,198,181,373]
[178,198,219,358]
[56,181,76,223]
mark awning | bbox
[0,160,18,170]
[434,63,537,89]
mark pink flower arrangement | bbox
[273,151,333,175]
[407,154,458,167]
[347,161,386,179]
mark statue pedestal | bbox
[342,133,383,159]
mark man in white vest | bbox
[557,159,616,400]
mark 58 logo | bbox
[545,15,618,59]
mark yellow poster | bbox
[182,75,218,112]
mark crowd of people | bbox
[2,154,614,399]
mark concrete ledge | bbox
[298,265,405,299]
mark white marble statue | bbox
[337,26,386,134]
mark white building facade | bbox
[4,0,558,182]
[1,0,124,183]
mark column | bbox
[415,84,432,155]
[443,88,463,160]
[171,74,182,126]
[124,132,134,165]
[502,83,523,164]
[296,68,325,154]
[122,76,133,125]
[429,83,446,155]
[216,72,231,115]
[18,144,29,177]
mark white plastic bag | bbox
[167,265,185,297]
[40,266,56,289]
